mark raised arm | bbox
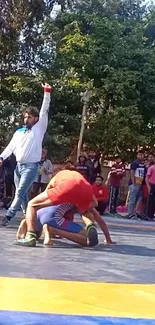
[37,83,53,131]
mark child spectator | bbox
[92,175,109,215]
[75,154,91,182]
[65,160,75,170]
[31,148,53,197]
[87,150,101,184]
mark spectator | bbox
[31,148,53,197]
[0,83,52,227]
[140,153,155,214]
[87,150,101,184]
[146,153,155,169]
[4,154,16,198]
[75,154,91,182]
[65,160,75,170]
[128,151,145,215]
[107,156,125,214]
[0,163,5,208]
[92,175,109,215]
[146,161,155,220]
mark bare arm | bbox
[105,172,111,186]
[145,175,151,193]
[130,169,135,185]
[37,83,52,132]
[91,208,116,244]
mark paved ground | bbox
[0,212,155,324]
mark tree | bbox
[1,0,155,162]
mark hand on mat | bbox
[104,239,117,245]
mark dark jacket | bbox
[87,157,101,183]
[4,154,16,181]
[75,156,91,182]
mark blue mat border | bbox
[0,311,155,325]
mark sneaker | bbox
[0,216,10,227]
[127,212,138,220]
[131,215,138,220]
[113,212,122,218]
[86,224,98,247]
[13,232,36,247]
[14,237,36,247]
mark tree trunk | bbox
[77,102,87,160]
[77,90,91,161]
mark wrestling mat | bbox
[0,212,155,325]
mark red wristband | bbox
[44,87,53,93]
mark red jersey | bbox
[92,184,109,201]
[109,163,125,187]
[47,169,93,212]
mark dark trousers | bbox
[96,200,108,215]
[5,175,15,198]
[147,184,155,219]
[109,186,120,213]
[31,182,47,198]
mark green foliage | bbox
[1,0,155,162]
[0,101,20,149]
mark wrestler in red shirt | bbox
[15,169,98,247]
[92,175,109,215]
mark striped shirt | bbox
[53,203,75,226]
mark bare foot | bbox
[16,219,27,239]
[51,234,62,239]
[43,238,53,246]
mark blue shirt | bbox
[129,160,146,185]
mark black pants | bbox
[31,182,47,198]
[109,186,120,213]
[5,175,14,198]
[147,184,155,219]
[96,200,108,215]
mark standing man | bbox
[128,151,145,216]
[0,83,52,227]
[107,156,125,215]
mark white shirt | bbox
[0,92,51,163]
